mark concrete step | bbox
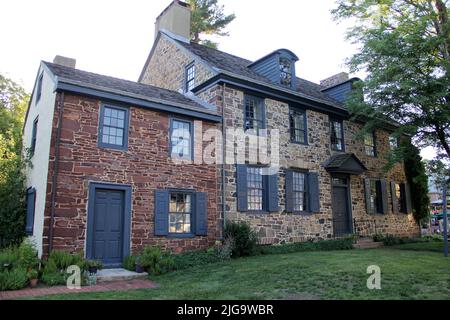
[96,268,148,283]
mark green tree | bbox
[0,73,29,248]
[332,0,450,161]
[189,0,236,48]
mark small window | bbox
[244,95,265,131]
[396,183,407,213]
[370,180,383,214]
[169,192,192,234]
[364,132,376,157]
[279,57,292,87]
[36,73,43,103]
[389,135,398,150]
[247,166,264,211]
[185,63,196,92]
[170,119,192,160]
[30,117,38,156]
[99,105,129,150]
[289,108,307,144]
[25,188,36,235]
[330,119,344,151]
[292,171,308,212]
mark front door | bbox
[90,189,125,266]
[331,176,352,236]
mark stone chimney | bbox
[320,72,349,89]
[53,55,76,68]
[155,0,191,41]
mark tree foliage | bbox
[332,0,450,161]
[189,0,236,48]
[0,73,29,248]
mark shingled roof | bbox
[173,38,344,108]
[43,61,218,118]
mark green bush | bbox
[138,246,174,275]
[18,239,39,270]
[374,234,428,246]
[46,251,87,272]
[123,255,137,272]
[0,246,20,271]
[224,221,258,258]
[258,238,354,255]
[41,271,66,286]
[0,267,28,291]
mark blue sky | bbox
[0,0,436,159]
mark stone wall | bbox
[42,93,219,256]
[140,35,215,92]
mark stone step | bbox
[96,268,148,283]
[353,241,384,249]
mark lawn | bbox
[30,245,450,300]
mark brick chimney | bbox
[53,55,76,68]
[320,72,349,89]
[155,0,191,41]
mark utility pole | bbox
[443,180,448,257]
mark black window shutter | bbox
[195,192,208,236]
[405,183,412,214]
[25,188,36,235]
[154,190,169,236]
[285,170,294,213]
[308,172,320,213]
[380,179,388,214]
[364,178,374,214]
[267,171,279,212]
[390,181,398,214]
[236,164,248,212]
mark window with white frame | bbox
[170,119,192,160]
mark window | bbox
[25,188,36,235]
[292,171,308,212]
[364,132,376,156]
[370,180,383,214]
[396,183,407,213]
[247,166,264,211]
[170,119,192,160]
[244,95,265,131]
[389,135,398,150]
[99,105,129,150]
[185,63,196,92]
[36,73,43,103]
[279,57,292,87]
[330,119,344,151]
[169,192,192,234]
[30,117,38,156]
[289,108,307,144]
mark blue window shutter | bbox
[285,170,294,213]
[405,183,412,214]
[364,178,374,214]
[154,190,169,236]
[267,171,279,212]
[236,164,248,212]
[195,192,207,236]
[308,172,320,213]
[380,179,388,214]
[390,181,398,214]
[25,188,36,235]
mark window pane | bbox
[101,107,127,147]
[247,167,263,211]
[171,120,192,159]
[169,193,192,234]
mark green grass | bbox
[391,241,447,253]
[28,247,450,300]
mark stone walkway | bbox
[0,279,158,300]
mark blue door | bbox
[90,189,125,266]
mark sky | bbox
[0,0,437,159]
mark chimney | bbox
[155,0,191,41]
[53,55,76,68]
[320,72,349,89]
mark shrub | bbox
[0,267,28,291]
[258,238,354,255]
[41,271,66,286]
[18,239,39,270]
[0,246,20,271]
[123,255,137,272]
[224,221,258,258]
[138,246,174,275]
[46,251,87,272]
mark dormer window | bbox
[185,63,196,92]
[279,58,292,87]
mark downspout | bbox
[221,83,227,238]
[48,91,65,254]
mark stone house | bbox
[23,0,419,266]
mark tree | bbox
[332,0,450,162]
[0,73,29,248]
[189,0,236,48]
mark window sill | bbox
[167,233,196,239]
[291,211,313,216]
[290,141,309,146]
[243,210,270,215]
[98,144,128,152]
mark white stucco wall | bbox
[23,64,57,257]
